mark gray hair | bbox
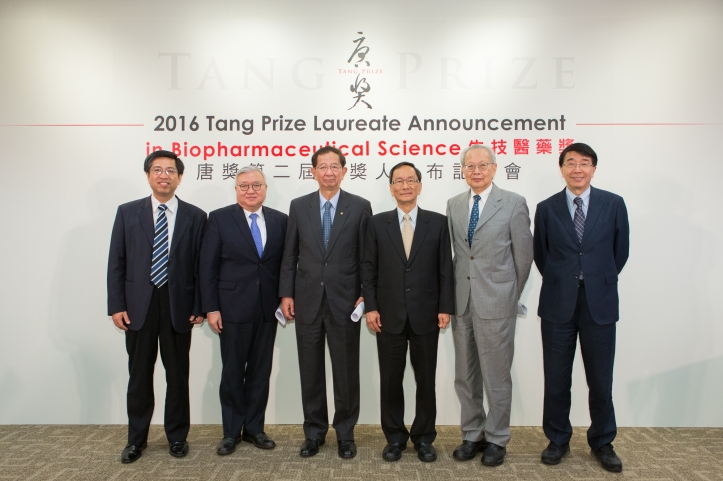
[235,165,266,182]
[459,144,496,166]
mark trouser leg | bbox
[408,324,439,445]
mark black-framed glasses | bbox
[236,183,266,191]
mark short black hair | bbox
[389,161,422,184]
[143,150,185,175]
[311,146,346,168]
[559,142,598,167]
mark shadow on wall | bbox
[627,355,723,427]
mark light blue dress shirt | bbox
[565,186,591,221]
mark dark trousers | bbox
[295,293,361,441]
[219,297,277,439]
[377,318,439,445]
[541,285,617,451]
[125,284,192,446]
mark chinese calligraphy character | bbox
[536,139,552,155]
[349,163,367,180]
[491,139,507,155]
[558,138,574,153]
[375,163,389,180]
[453,164,465,180]
[504,163,521,180]
[348,31,370,67]
[222,163,239,180]
[273,164,289,178]
[349,74,372,110]
[426,163,443,180]
[468,139,484,146]
[197,163,213,180]
[299,163,314,180]
[514,139,529,155]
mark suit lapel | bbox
[170,198,190,256]
[454,191,471,249]
[260,206,277,260]
[553,188,580,244]
[306,191,326,256]
[475,184,502,231]
[138,196,155,246]
[385,209,408,264]
[407,208,430,264]
[324,190,350,258]
[581,186,603,246]
[231,204,260,259]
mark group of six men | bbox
[107,142,629,472]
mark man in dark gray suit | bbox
[446,144,533,466]
[279,146,372,459]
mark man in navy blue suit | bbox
[108,150,207,463]
[533,143,629,472]
[200,166,287,456]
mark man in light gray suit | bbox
[446,144,533,467]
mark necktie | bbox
[573,197,585,242]
[322,201,332,249]
[151,204,169,287]
[250,213,263,258]
[401,214,413,259]
[468,194,481,247]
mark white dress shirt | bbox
[151,194,178,247]
[243,207,266,248]
[468,183,494,219]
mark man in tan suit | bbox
[446,144,533,466]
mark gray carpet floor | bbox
[1,425,722,480]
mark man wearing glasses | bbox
[446,144,533,467]
[534,143,629,472]
[108,150,207,463]
[362,161,454,463]
[279,146,372,459]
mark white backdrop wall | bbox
[1,0,722,428]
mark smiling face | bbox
[560,150,596,195]
[235,171,267,212]
[463,148,497,194]
[389,165,422,210]
[312,151,347,193]
[146,157,182,202]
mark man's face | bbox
[560,151,596,194]
[463,149,497,193]
[146,157,182,199]
[312,152,347,191]
[389,165,422,206]
[235,171,267,212]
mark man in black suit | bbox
[533,143,629,472]
[362,161,455,463]
[107,150,207,463]
[279,146,372,459]
[200,166,287,456]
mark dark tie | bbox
[322,201,332,249]
[151,204,169,287]
[573,197,585,242]
[468,194,481,247]
[250,213,263,258]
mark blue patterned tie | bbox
[250,213,264,258]
[151,204,169,287]
[573,197,585,242]
[468,194,481,247]
[322,201,332,249]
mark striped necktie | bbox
[151,204,169,287]
[573,197,585,242]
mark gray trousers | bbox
[452,297,516,447]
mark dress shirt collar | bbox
[469,183,493,204]
[397,205,419,227]
[565,186,591,208]
[319,189,341,211]
[151,194,178,214]
[243,206,264,221]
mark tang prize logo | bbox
[347,31,372,110]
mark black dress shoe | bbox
[414,442,437,462]
[541,441,570,465]
[169,441,189,458]
[300,438,325,457]
[242,432,276,450]
[337,440,357,459]
[453,440,485,461]
[593,443,623,472]
[217,437,242,456]
[120,442,147,464]
[481,443,506,466]
[382,442,406,462]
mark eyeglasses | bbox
[462,163,494,172]
[236,183,266,191]
[314,165,343,172]
[150,167,178,176]
[391,179,421,186]
[563,162,594,170]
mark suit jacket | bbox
[533,186,630,325]
[107,195,207,333]
[447,184,533,319]
[279,189,372,324]
[199,204,287,323]
[362,208,455,335]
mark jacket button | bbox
[574,275,579,279]
[580,252,584,256]
[256,281,259,285]
[321,282,324,286]
[467,276,470,280]
[406,268,410,272]
[470,256,474,260]
[324,262,328,266]
[405,288,410,292]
